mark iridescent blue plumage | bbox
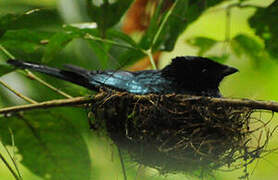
[7,56,238,97]
[88,70,172,94]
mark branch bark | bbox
[0,96,94,114]
[1,95,278,115]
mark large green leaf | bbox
[86,0,133,33]
[138,0,164,50]
[187,36,229,63]
[61,25,141,68]
[139,0,225,52]
[64,25,138,49]
[231,34,264,64]
[0,29,53,55]
[116,0,225,67]
[0,64,14,77]
[249,0,278,58]
[0,108,91,180]
[187,37,218,56]
[1,29,52,43]
[42,32,80,63]
[116,49,145,68]
[0,10,61,63]
[0,9,61,32]
[152,0,189,51]
[106,29,138,48]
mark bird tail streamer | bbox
[7,59,98,90]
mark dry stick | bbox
[25,70,73,98]
[0,80,37,104]
[0,45,38,104]
[1,95,278,115]
[0,96,93,114]
[204,97,278,112]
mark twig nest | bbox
[91,89,272,176]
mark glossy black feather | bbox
[7,56,238,97]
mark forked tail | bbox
[7,59,98,90]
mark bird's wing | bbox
[132,71,173,94]
[88,70,170,94]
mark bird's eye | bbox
[202,69,207,73]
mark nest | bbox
[90,89,273,177]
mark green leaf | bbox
[139,0,225,52]
[63,25,98,37]
[106,29,138,48]
[138,0,164,50]
[0,9,61,31]
[153,0,188,51]
[63,25,111,67]
[1,29,52,43]
[0,29,5,39]
[87,40,111,68]
[116,49,145,67]
[64,25,138,49]
[249,0,278,58]
[0,29,53,54]
[87,0,133,32]
[0,64,14,77]
[120,0,225,67]
[0,108,91,180]
[63,25,142,67]
[207,54,229,64]
[187,37,217,56]
[231,34,264,63]
[42,32,79,63]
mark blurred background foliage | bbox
[0,0,278,179]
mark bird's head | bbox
[161,56,238,92]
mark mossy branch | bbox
[1,93,278,115]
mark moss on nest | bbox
[91,89,272,177]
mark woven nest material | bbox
[91,89,273,177]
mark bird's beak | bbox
[222,66,239,76]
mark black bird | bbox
[7,56,238,97]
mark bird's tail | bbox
[7,59,98,90]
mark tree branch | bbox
[0,96,93,114]
[201,97,278,112]
[1,94,278,115]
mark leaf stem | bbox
[25,71,73,98]
[0,80,37,104]
[8,129,22,179]
[145,0,177,70]
[84,33,140,51]
[144,49,157,70]
[0,139,22,180]
[151,0,177,48]
[0,152,21,180]
[0,45,15,59]
[84,33,158,70]
[117,146,127,180]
